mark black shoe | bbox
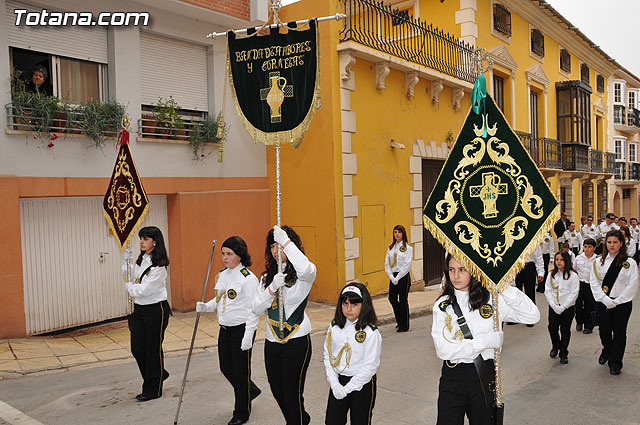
[250,387,261,401]
[609,367,621,376]
[560,357,568,364]
[162,370,169,381]
[228,418,248,425]
[526,324,534,327]
[550,348,559,358]
[576,324,583,332]
[136,394,160,402]
[506,322,516,325]
[583,328,593,334]
[396,328,409,332]
[598,353,608,365]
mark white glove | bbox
[331,383,348,400]
[121,263,128,275]
[391,277,398,285]
[124,281,133,293]
[123,248,133,260]
[473,330,503,351]
[273,225,290,247]
[501,285,521,303]
[550,304,563,315]
[269,272,286,293]
[196,300,216,313]
[603,297,616,309]
[240,334,253,351]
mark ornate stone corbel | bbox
[406,72,419,97]
[431,79,443,103]
[375,62,390,90]
[453,88,464,110]
[339,52,356,82]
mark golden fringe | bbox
[226,20,322,148]
[103,204,149,253]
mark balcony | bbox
[631,163,640,180]
[590,149,603,173]
[340,0,478,84]
[562,144,589,172]
[514,132,563,170]
[614,105,625,125]
[605,152,616,173]
[542,138,562,169]
[615,162,627,180]
[613,104,640,134]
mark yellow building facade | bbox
[275,0,627,302]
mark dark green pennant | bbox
[423,77,558,294]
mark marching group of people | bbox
[121,214,637,425]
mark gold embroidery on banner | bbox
[260,72,293,123]
[105,150,145,234]
[469,172,508,219]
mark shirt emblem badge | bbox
[479,304,493,318]
[355,330,366,343]
[227,289,237,299]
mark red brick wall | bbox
[181,0,251,21]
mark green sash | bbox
[267,295,308,344]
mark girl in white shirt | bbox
[324,283,382,425]
[124,226,171,402]
[589,229,639,375]
[384,224,413,332]
[544,251,579,364]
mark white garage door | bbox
[20,195,170,335]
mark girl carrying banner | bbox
[252,225,316,425]
[196,236,261,425]
[124,226,171,402]
[589,229,639,375]
[323,283,381,425]
[385,225,413,332]
[432,254,539,425]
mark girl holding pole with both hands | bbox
[252,225,316,425]
[196,236,261,425]
[432,254,540,425]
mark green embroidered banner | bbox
[423,77,558,294]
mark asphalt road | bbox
[0,292,639,425]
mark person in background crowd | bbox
[385,225,413,332]
[563,222,583,257]
[620,226,637,260]
[574,239,597,334]
[538,232,555,293]
[630,218,640,263]
[590,230,639,375]
[513,245,544,327]
[599,213,617,238]
[554,212,571,250]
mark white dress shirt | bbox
[590,254,639,307]
[541,233,556,256]
[323,319,382,394]
[575,252,597,283]
[626,239,637,258]
[252,242,317,343]
[206,263,260,340]
[125,253,168,305]
[563,229,583,253]
[431,286,540,363]
[526,246,545,277]
[385,242,413,282]
[544,270,579,310]
[599,221,617,238]
[629,225,640,244]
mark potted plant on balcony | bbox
[79,99,126,148]
[9,69,61,139]
[189,112,227,161]
[153,96,183,139]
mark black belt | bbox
[220,323,245,330]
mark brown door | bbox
[422,159,446,286]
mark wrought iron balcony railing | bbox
[630,163,640,180]
[542,138,562,169]
[606,152,616,173]
[628,107,640,128]
[615,162,627,180]
[562,144,589,172]
[340,0,479,83]
[590,149,603,173]
[614,104,626,125]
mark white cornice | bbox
[488,45,518,71]
[499,0,617,77]
[526,64,549,89]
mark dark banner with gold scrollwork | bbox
[423,83,558,294]
[103,142,148,251]
[227,19,321,147]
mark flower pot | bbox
[52,113,66,134]
[175,128,188,140]
[12,107,33,131]
[141,114,156,137]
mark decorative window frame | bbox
[596,74,605,95]
[529,25,544,63]
[628,89,638,111]
[615,138,627,162]
[558,46,571,78]
[580,62,590,87]
[613,80,626,105]
[491,0,511,44]
[629,142,638,163]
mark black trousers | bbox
[437,360,495,425]
[128,300,170,397]
[325,374,376,425]
[548,305,575,358]
[265,334,312,425]
[599,301,633,371]
[575,281,595,330]
[537,253,550,292]
[218,324,260,421]
[389,273,410,331]
[515,262,536,304]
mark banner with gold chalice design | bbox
[423,76,558,294]
[227,19,321,147]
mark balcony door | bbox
[530,90,540,163]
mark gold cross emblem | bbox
[260,72,293,123]
[469,172,508,219]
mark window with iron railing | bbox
[493,3,511,37]
[615,139,626,161]
[391,9,410,26]
[597,180,608,218]
[615,162,626,180]
[494,75,504,112]
[582,181,594,217]
[560,49,571,73]
[629,143,638,162]
[531,28,544,58]
[580,63,590,85]
[623,188,632,198]
[557,81,591,146]
[614,105,626,125]
[597,75,605,93]
[629,91,637,111]
[614,82,624,104]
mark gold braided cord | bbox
[216,290,227,313]
[550,278,560,304]
[389,252,397,268]
[326,328,352,374]
[267,318,301,344]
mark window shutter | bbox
[139,32,209,112]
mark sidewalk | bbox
[0,286,441,377]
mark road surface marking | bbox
[0,400,43,425]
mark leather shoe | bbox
[228,418,248,425]
[583,328,593,334]
[559,357,568,364]
[526,324,534,327]
[250,387,261,401]
[506,322,516,325]
[576,324,583,332]
[396,328,409,332]
[162,370,170,381]
[136,394,160,402]
[598,353,608,365]
[549,348,558,358]
[609,367,621,376]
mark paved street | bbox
[0,292,639,425]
